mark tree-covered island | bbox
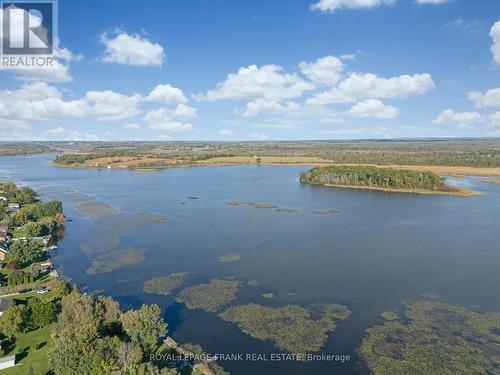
[300,165,480,196]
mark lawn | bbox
[1,325,52,375]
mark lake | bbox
[1,154,499,374]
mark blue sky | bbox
[0,0,499,141]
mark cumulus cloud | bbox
[144,104,196,131]
[84,90,142,121]
[308,72,435,105]
[0,82,87,125]
[490,21,500,65]
[310,0,395,12]
[100,31,165,66]
[242,100,300,117]
[146,84,188,104]
[489,112,500,127]
[11,46,82,83]
[469,88,500,108]
[0,80,196,131]
[299,55,345,86]
[196,64,313,117]
[433,109,482,128]
[198,64,313,102]
[348,99,399,118]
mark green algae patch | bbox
[86,247,145,274]
[143,272,187,295]
[360,301,500,375]
[218,254,241,263]
[177,279,240,312]
[219,303,351,356]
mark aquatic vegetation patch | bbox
[360,301,500,375]
[143,272,187,295]
[312,209,340,215]
[218,254,241,263]
[86,247,145,274]
[226,200,277,209]
[219,303,351,355]
[75,201,119,217]
[381,311,399,321]
[79,211,165,273]
[480,177,500,185]
[275,208,297,213]
[177,279,240,312]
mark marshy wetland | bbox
[1,153,500,374]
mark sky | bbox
[0,0,499,141]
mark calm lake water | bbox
[1,154,500,374]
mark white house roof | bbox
[0,355,15,363]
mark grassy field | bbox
[1,325,52,375]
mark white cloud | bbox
[146,84,188,104]
[299,55,345,86]
[308,72,435,105]
[84,90,142,121]
[144,104,196,131]
[100,31,165,66]
[218,129,234,136]
[489,112,500,127]
[242,100,300,117]
[415,0,449,4]
[433,109,482,128]
[46,127,100,141]
[124,123,141,129]
[348,99,399,118]
[0,82,87,124]
[310,0,395,13]
[469,88,500,108]
[490,21,500,65]
[197,64,314,102]
[446,19,479,33]
[250,133,270,140]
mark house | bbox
[32,236,49,245]
[0,228,7,243]
[7,203,19,213]
[0,355,16,370]
[0,299,12,317]
[32,261,53,275]
[0,245,7,262]
[0,197,7,206]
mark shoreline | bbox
[50,160,500,177]
[302,181,481,197]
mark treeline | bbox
[0,182,38,205]
[52,140,500,168]
[0,143,52,156]
[300,165,451,191]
